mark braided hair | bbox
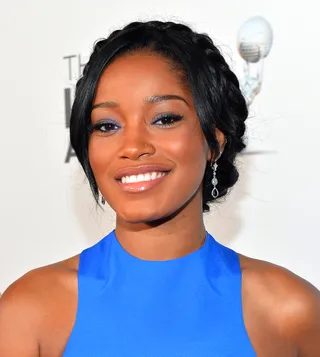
[70,21,248,212]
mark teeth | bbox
[121,172,166,184]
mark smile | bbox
[117,171,170,193]
[120,172,166,184]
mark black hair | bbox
[70,20,248,212]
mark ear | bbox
[207,128,226,162]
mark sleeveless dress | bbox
[63,230,256,356]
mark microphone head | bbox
[237,16,273,63]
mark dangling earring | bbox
[101,195,105,205]
[211,161,219,199]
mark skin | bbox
[0,53,319,357]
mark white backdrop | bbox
[0,0,319,292]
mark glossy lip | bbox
[114,164,172,180]
[117,171,170,193]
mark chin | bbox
[116,201,186,226]
[117,209,163,224]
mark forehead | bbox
[94,52,190,102]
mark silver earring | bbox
[211,161,219,199]
[101,195,105,205]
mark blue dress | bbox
[63,230,256,356]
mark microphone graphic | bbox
[237,16,273,105]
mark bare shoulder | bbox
[239,254,320,356]
[239,253,320,303]
[0,255,79,356]
[1,254,79,305]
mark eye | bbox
[91,120,120,134]
[152,113,184,127]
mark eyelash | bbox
[152,113,184,127]
[91,113,184,134]
[91,121,119,134]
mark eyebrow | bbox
[144,94,189,106]
[91,94,189,110]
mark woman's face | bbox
[89,52,212,223]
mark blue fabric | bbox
[63,230,256,356]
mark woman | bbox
[0,20,319,356]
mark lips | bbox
[114,165,172,180]
[114,165,172,193]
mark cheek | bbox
[88,138,111,177]
[165,127,208,172]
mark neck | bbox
[115,195,206,261]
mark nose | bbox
[117,126,156,161]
